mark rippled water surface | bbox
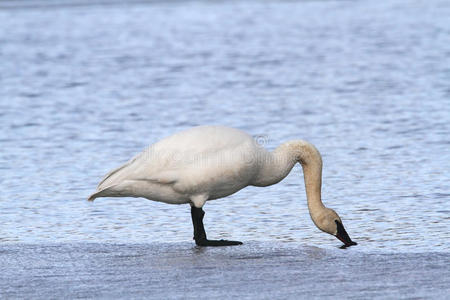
[1,242,449,299]
[1,0,449,254]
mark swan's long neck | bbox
[292,141,326,218]
[253,140,326,224]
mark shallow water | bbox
[0,0,449,297]
[1,242,449,299]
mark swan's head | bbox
[315,208,357,248]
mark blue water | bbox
[1,242,449,299]
[0,0,449,297]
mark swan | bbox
[88,125,357,247]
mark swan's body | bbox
[89,125,356,247]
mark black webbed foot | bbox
[195,238,242,247]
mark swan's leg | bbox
[191,206,242,246]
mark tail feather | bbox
[87,185,115,201]
[87,193,97,201]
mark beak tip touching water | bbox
[335,220,357,248]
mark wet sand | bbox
[1,242,449,299]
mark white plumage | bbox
[88,125,357,247]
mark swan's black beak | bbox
[335,220,357,248]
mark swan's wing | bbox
[132,171,178,185]
[96,125,253,190]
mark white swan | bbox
[88,125,356,247]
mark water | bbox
[1,242,449,299]
[1,0,449,298]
